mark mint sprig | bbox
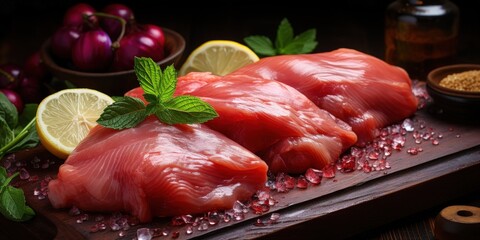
[0,93,38,222]
[244,18,318,56]
[97,57,218,129]
[0,169,35,222]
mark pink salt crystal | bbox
[161,227,170,236]
[284,174,296,189]
[322,164,336,178]
[256,190,270,201]
[19,168,30,180]
[268,213,280,224]
[296,175,309,189]
[233,200,248,214]
[137,228,152,240]
[362,161,372,173]
[118,230,127,237]
[186,226,193,235]
[171,216,186,226]
[402,119,415,132]
[197,221,209,231]
[432,139,440,145]
[254,218,265,226]
[305,168,322,185]
[69,206,81,216]
[340,156,356,173]
[407,147,420,155]
[171,231,180,239]
[207,211,220,225]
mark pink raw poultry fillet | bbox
[231,48,419,146]
[126,73,357,174]
[48,117,268,222]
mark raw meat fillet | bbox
[231,48,418,146]
[126,73,357,174]
[48,117,268,222]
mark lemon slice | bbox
[179,40,259,76]
[36,88,114,159]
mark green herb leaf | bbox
[0,172,34,222]
[98,57,218,129]
[97,97,147,130]
[0,185,33,221]
[0,168,7,184]
[243,36,276,56]
[0,97,38,223]
[159,65,177,102]
[0,119,14,151]
[134,57,161,96]
[244,17,318,56]
[280,29,318,54]
[157,96,219,124]
[275,18,294,50]
[0,92,18,130]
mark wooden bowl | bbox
[426,64,480,117]
[40,28,185,96]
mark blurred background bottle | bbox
[385,0,459,81]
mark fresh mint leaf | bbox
[157,96,219,124]
[0,92,18,130]
[0,119,14,150]
[97,97,147,130]
[16,104,38,130]
[275,18,294,50]
[0,172,34,221]
[134,57,161,96]
[159,65,177,102]
[0,167,7,184]
[244,18,317,56]
[0,185,33,221]
[243,36,276,56]
[280,29,318,54]
[98,57,218,129]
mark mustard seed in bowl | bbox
[438,70,480,92]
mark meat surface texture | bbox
[48,117,268,222]
[127,73,357,174]
[231,48,418,146]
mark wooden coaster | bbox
[434,205,480,240]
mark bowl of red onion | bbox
[40,27,185,96]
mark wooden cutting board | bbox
[1,104,480,240]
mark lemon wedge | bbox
[36,88,114,159]
[179,40,259,76]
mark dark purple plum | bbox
[112,32,164,71]
[100,3,135,40]
[0,63,22,89]
[72,30,113,71]
[62,3,97,28]
[0,89,24,113]
[51,26,82,60]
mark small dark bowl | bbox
[40,28,185,96]
[426,64,480,117]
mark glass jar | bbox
[385,0,459,80]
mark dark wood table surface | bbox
[1,1,480,239]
